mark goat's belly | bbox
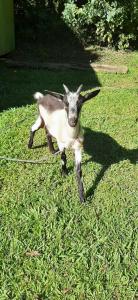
[59,137,76,149]
[49,128,76,149]
[60,138,84,152]
[49,124,82,150]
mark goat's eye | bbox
[65,102,69,108]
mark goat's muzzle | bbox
[68,118,77,127]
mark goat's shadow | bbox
[83,127,138,200]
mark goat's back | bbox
[37,94,64,113]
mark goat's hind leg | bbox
[45,127,57,154]
[28,116,43,148]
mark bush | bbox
[62,0,137,49]
[14,0,137,49]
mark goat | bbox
[28,84,100,202]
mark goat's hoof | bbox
[61,168,68,176]
[80,198,85,204]
[51,149,59,154]
[28,141,33,149]
[50,147,59,154]
[80,194,85,203]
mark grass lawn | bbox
[0,50,138,299]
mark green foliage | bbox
[14,0,137,49]
[62,0,137,49]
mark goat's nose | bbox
[69,117,77,127]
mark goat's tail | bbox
[33,92,44,100]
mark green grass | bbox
[0,50,138,299]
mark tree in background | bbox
[14,0,138,50]
[63,0,138,49]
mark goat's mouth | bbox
[68,119,77,127]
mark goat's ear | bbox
[76,84,83,95]
[82,89,100,103]
[63,84,70,94]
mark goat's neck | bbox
[67,120,80,139]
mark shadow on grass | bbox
[0,65,101,112]
[13,3,100,65]
[0,4,101,111]
[83,127,138,200]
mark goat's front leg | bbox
[75,148,85,203]
[61,149,68,175]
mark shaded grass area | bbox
[0,62,100,111]
[0,51,138,299]
[0,49,137,111]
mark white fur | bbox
[75,148,82,165]
[34,92,43,100]
[39,105,82,151]
[31,116,42,132]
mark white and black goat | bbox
[28,84,100,202]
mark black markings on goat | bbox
[61,149,67,175]
[76,163,84,203]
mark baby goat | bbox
[28,84,100,202]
